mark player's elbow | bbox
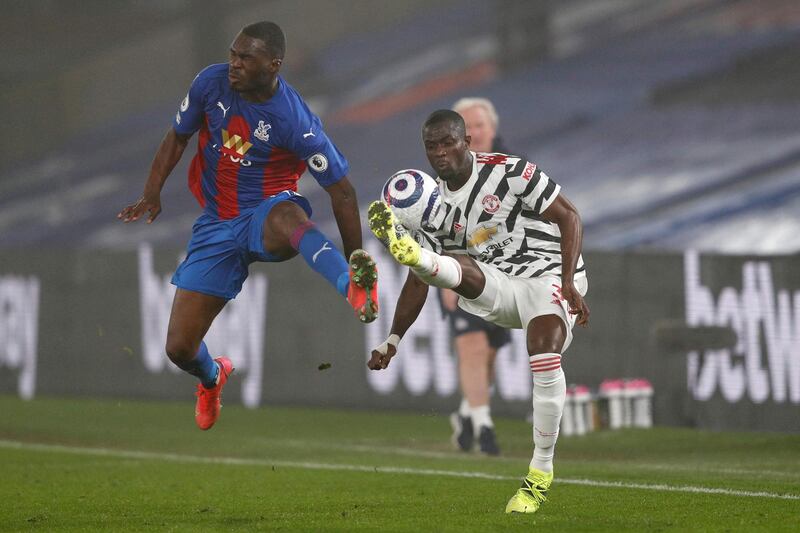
[555,203,582,233]
[327,177,357,205]
[169,127,192,146]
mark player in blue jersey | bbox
[118,21,378,430]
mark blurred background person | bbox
[453,97,510,155]
[444,97,513,456]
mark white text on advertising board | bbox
[363,241,531,401]
[0,276,39,400]
[685,251,800,404]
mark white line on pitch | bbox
[1,439,797,501]
[251,437,800,478]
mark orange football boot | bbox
[194,356,234,430]
[347,249,379,323]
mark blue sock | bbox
[175,341,219,388]
[290,221,349,298]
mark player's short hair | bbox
[242,21,286,59]
[452,97,499,129]
[423,109,466,139]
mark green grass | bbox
[1,395,798,532]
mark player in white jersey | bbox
[367,110,589,514]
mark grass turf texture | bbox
[1,395,798,532]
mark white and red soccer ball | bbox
[381,169,443,231]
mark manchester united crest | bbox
[481,194,501,214]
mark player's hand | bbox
[118,193,162,224]
[368,342,397,370]
[562,281,590,327]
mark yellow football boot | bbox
[505,468,553,514]
[368,201,421,267]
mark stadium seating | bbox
[1,0,798,253]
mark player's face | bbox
[459,105,496,152]
[423,123,471,183]
[228,33,281,93]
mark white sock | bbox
[470,404,493,429]
[458,398,470,418]
[529,353,566,473]
[411,249,462,288]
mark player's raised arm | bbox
[324,176,362,258]
[118,127,192,223]
[368,270,429,370]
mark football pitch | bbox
[1,395,798,532]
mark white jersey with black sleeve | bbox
[414,151,587,281]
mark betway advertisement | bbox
[0,246,797,432]
[682,251,800,430]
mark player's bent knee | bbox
[527,315,567,355]
[165,336,199,365]
[266,201,308,235]
[528,338,564,355]
[263,201,309,256]
[450,255,486,300]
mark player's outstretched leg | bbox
[368,200,468,295]
[194,355,235,430]
[368,200,420,266]
[285,216,378,323]
[347,249,379,323]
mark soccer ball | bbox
[381,169,443,231]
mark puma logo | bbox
[303,127,315,139]
[217,101,230,118]
[312,242,332,263]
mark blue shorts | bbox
[171,191,312,300]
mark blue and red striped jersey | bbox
[173,63,349,219]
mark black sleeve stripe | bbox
[520,168,542,199]
[542,179,557,201]
[533,179,557,214]
[505,158,527,178]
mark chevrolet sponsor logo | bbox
[467,223,500,248]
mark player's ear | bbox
[271,58,283,71]
[465,135,472,148]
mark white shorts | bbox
[457,262,588,352]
